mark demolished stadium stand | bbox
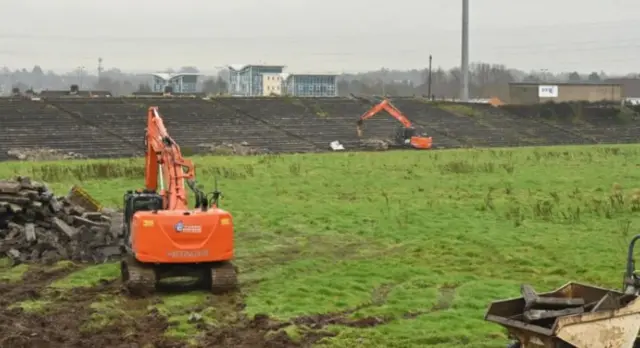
[1,94,640,161]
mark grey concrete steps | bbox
[2,97,640,161]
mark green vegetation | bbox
[2,145,640,347]
[0,259,28,282]
[50,262,119,289]
[10,299,51,313]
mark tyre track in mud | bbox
[0,268,183,348]
[1,265,436,347]
[0,264,81,307]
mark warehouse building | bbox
[508,82,623,104]
[150,73,200,93]
[605,78,640,98]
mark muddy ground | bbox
[0,266,402,348]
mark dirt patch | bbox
[0,264,80,307]
[200,292,398,348]
[0,274,184,348]
[1,267,430,348]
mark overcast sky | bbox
[1,0,638,74]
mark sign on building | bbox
[538,85,558,98]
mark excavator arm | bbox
[356,99,413,136]
[144,107,199,211]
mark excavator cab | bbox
[395,126,418,145]
[393,126,432,149]
[121,190,163,245]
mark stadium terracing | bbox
[1,93,639,161]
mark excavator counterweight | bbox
[356,99,433,150]
[120,107,237,296]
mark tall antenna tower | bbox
[98,57,104,79]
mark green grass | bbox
[2,145,640,347]
[0,259,29,282]
[50,262,119,289]
[83,294,141,331]
[9,299,51,313]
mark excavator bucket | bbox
[67,185,103,212]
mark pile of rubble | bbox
[360,139,391,151]
[7,147,86,161]
[0,177,122,264]
[197,142,269,155]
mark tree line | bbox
[2,63,637,99]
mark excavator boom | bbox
[145,107,194,211]
[356,99,433,149]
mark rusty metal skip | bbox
[485,235,640,348]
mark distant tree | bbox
[202,76,228,94]
[568,72,581,82]
[31,65,44,76]
[587,72,601,82]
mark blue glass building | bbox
[227,65,285,96]
[283,74,338,97]
[150,73,199,93]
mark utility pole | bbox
[76,66,85,89]
[461,0,470,102]
[98,58,104,81]
[427,55,433,100]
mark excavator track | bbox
[121,255,157,297]
[210,261,238,294]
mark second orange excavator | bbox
[120,106,237,296]
[356,99,433,149]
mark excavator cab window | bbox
[395,127,417,144]
[122,191,163,240]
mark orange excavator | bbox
[120,106,237,296]
[356,99,433,149]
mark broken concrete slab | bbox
[73,216,110,228]
[0,181,21,194]
[521,283,585,310]
[52,217,77,239]
[24,223,36,242]
[523,307,585,322]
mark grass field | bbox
[2,145,640,347]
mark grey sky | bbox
[2,0,638,74]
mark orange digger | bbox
[356,99,433,149]
[120,106,237,296]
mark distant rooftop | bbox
[510,81,621,86]
[286,72,339,76]
[149,72,201,80]
[227,64,286,71]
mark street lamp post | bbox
[76,66,85,89]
